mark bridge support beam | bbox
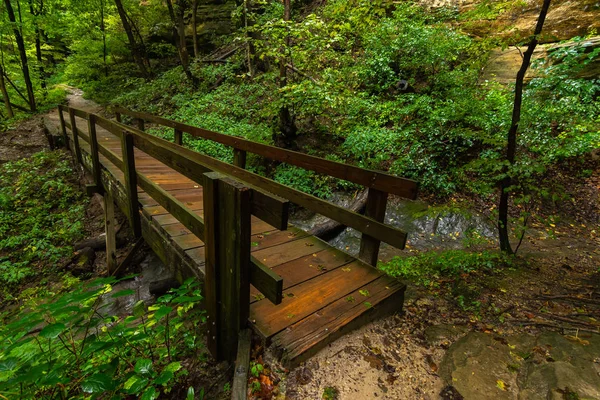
[204,173,252,362]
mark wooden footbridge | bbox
[57,105,417,370]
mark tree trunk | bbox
[28,0,46,91]
[113,0,150,79]
[4,0,36,112]
[276,0,297,148]
[100,0,108,76]
[167,0,197,86]
[0,64,13,118]
[192,0,199,58]
[498,0,552,254]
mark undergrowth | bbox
[0,151,85,291]
[0,277,206,399]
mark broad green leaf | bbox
[124,375,149,394]
[134,358,153,375]
[163,361,182,374]
[39,322,66,339]
[0,358,18,372]
[141,386,159,400]
[81,373,115,393]
[186,386,195,400]
[133,300,146,317]
[111,289,135,298]
[154,371,173,386]
[152,306,172,321]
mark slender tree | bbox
[498,0,552,254]
[4,0,36,111]
[28,0,46,91]
[166,0,197,85]
[113,0,150,79]
[276,0,297,148]
[99,0,108,76]
[0,64,13,118]
[191,0,199,58]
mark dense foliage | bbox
[0,151,85,289]
[0,277,206,399]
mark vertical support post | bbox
[68,108,82,164]
[233,149,247,169]
[137,118,145,131]
[58,106,69,149]
[358,188,388,267]
[204,172,252,361]
[115,111,122,123]
[174,128,183,146]
[87,114,103,193]
[104,190,117,275]
[121,131,142,238]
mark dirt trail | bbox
[1,88,103,164]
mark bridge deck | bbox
[68,114,405,366]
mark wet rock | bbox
[67,246,96,278]
[424,324,470,346]
[440,331,600,400]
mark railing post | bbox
[87,114,103,194]
[203,172,251,361]
[358,188,388,266]
[233,149,247,169]
[115,111,122,123]
[174,128,183,146]
[68,108,82,164]
[121,131,142,238]
[58,106,69,149]
[137,118,145,131]
[104,190,117,275]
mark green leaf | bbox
[152,306,172,321]
[81,373,115,393]
[134,358,153,375]
[0,358,18,372]
[141,386,159,400]
[186,386,195,400]
[124,375,149,394]
[111,289,135,298]
[163,362,182,373]
[133,300,146,317]
[39,322,66,339]
[154,370,173,386]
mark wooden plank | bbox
[97,141,124,171]
[174,128,183,146]
[217,177,252,361]
[249,248,354,302]
[121,132,142,238]
[252,236,328,268]
[358,188,388,266]
[68,108,82,164]
[250,228,307,252]
[58,106,69,150]
[250,190,289,231]
[104,191,117,275]
[95,115,123,139]
[87,114,103,192]
[272,277,406,367]
[137,174,205,241]
[233,149,247,169]
[249,259,382,339]
[123,127,408,250]
[171,234,204,251]
[249,256,283,305]
[232,329,251,400]
[202,172,222,358]
[114,106,418,199]
[71,108,89,119]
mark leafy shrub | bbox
[0,277,205,399]
[0,152,85,286]
[274,165,333,199]
[380,250,511,287]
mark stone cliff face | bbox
[189,0,238,50]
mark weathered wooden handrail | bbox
[113,105,419,265]
[113,106,418,200]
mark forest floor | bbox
[3,93,600,399]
